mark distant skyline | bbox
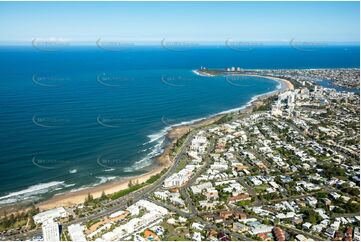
[0,1,359,44]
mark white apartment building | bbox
[33,207,68,224]
[68,224,86,241]
[163,165,195,188]
[42,220,60,242]
[101,200,168,241]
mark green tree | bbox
[100,191,108,200]
[85,193,94,205]
[28,217,36,230]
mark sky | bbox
[0,1,359,44]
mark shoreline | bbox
[1,72,294,213]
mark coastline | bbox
[2,72,294,212]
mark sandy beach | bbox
[8,72,294,212]
[38,165,166,210]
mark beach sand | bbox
[6,73,294,212]
[38,166,166,210]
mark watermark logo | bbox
[32,38,70,52]
[160,38,198,52]
[96,72,134,87]
[97,154,123,169]
[32,115,70,128]
[161,116,186,126]
[161,75,199,87]
[32,75,70,87]
[32,155,70,169]
[96,38,135,52]
[161,75,186,87]
[97,115,135,128]
[225,38,262,52]
[225,75,252,87]
[289,38,328,52]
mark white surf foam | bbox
[69,169,77,174]
[68,176,117,193]
[64,183,76,188]
[69,187,89,193]
[0,181,65,203]
[192,69,215,77]
[125,136,166,172]
[146,127,171,144]
[93,176,117,186]
[104,168,115,172]
[0,198,18,205]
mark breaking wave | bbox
[0,181,67,204]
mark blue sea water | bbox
[0,45,359,205]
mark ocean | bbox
[0,45,359,205]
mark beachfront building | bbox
[33,207,68,224]
[99,200,168,241]
[190,132,208,154]
[68,224,86,241]
[163,165,195,188]
[42,219,60,242]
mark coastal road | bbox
[178,137,215,215]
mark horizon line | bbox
[0,40,359,47]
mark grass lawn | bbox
[166,235,190,241]
[176,156,188,172]
[254,184,269,193]
[110,183,146,200]
[159,222,190,241]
